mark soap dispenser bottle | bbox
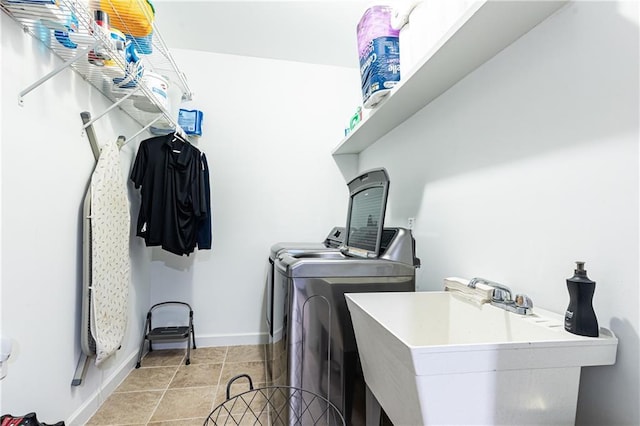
[565,261,599,337]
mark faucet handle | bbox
[492,287,512,303]
[515,294,533,309]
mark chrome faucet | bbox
[468,277,533,315]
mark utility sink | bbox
[346,291,618,426]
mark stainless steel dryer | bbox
[266,226,411,388]
[265,226,345,382]
[270,169,420,425]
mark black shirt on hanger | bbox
[197,153,212,250]
[131,134,208,256]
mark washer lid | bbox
[343,168,390,258]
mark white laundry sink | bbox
[346,291,618,426]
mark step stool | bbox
[135,301,196,368]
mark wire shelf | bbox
[1,0,193,129]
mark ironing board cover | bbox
[90,141,131,365]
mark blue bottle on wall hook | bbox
[564,261,599,337]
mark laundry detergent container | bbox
[357,5,400,109]
[98,0,155,38]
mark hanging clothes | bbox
[90,140,131,366]
[131,133,210,256]
[197,152,212,250]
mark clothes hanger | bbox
[172,127,188,143]
[170,127,188,153]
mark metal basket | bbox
[204,374,346,426]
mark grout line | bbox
[263,343,267,385]
[207,345,229,417]
[91,346,258,425]
[143,355,184,425]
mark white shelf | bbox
[333,0,567,156]
[1,0,193,129]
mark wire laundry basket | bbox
[204,374,345,426]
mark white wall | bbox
[1,13,363,423]
[4,1,635,424]
[359,1,639,424]
[145,49,361,345]
[1,13,152,424]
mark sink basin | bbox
[346,291,618,425]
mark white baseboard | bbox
[66,350,139,426]
[151,331,269,350]
[197,331,269,347]
[65,332,269,425]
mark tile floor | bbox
[88,345,267,425]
